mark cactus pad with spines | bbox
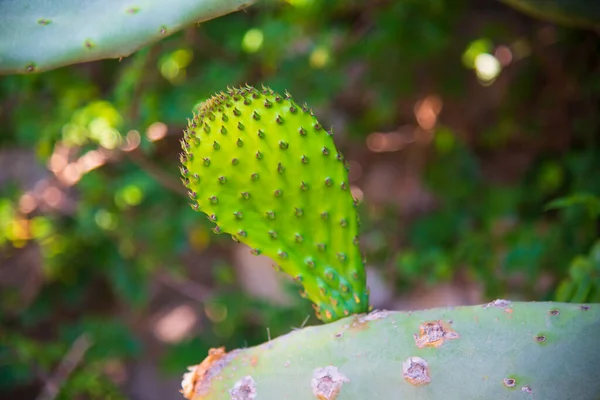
[180,85,369,322]
[181,301,600,399]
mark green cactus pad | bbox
[181,85,369,322]
[181,301,600,399]
[0,0,255,74]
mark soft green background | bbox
[1,0,599,398]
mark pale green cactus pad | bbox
[0,0,255,74]
[181,301,600,400]
[180,86,369,322]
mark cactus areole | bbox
[180,85,369,322]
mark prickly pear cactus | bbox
[181,301,600,400]
[0,0,255,74]
[180,85,369,322]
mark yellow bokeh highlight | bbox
[115,185,144,208]
[95,209,118,230]
[172,49,193,68]
[310,46,330,69]
[161,59,180,81]
[188,227,210,252]
[242,29,264,53]
[160,48,193,83]
[462,38,493,69]
[62,101,123,149]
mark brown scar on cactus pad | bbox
[181,85,369,322]
[402,356,431,386]
[413,320,460,348]
[502,377,517,388]
[311,366,350,399]
[181,347,238,399]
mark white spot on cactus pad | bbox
[230,376,257,399]
[484,299,512,308]
[358,309,391,322]
[402,357,431,386]
[521,385,534,394]
[311,366,350,399]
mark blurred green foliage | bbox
[1,0,599,398]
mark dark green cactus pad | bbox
[181,85,369,322]
[0,0,255,74]
[182,301,600,399]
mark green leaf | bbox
[545,193,600,219]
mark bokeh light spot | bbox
[42,185,63,208]
[95,209,118,230]
[189,227,210,251]
[474,53,501,83]
[30,216,53,239]
[462,38,493,69]
[154,304,198,343]
[414,95,443,131]
[172,49,193,68]
[205,302,228,323]
[242,29,264,53]
[434,127,456,154]
[147,122,168,141]
[310,46,330,69]
[18,193,37,214]
[494,45,513,66]
[160,58,180,81]
[122,130,141,152]
[78,150,106,173]
[61,163,83,186]
[116,185,144,207]
[366,131,413,153]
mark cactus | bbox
[180,85,369,322]
[0,0,255,74]
[181,301,600,399]
[179,87,600,399]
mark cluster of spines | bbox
[180,85,369,321]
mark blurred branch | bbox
[36,334,92,400]
[127,150,188,197]
[157,272,213,302]
[127,46,161,123]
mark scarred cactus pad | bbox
[181,301,600,399]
